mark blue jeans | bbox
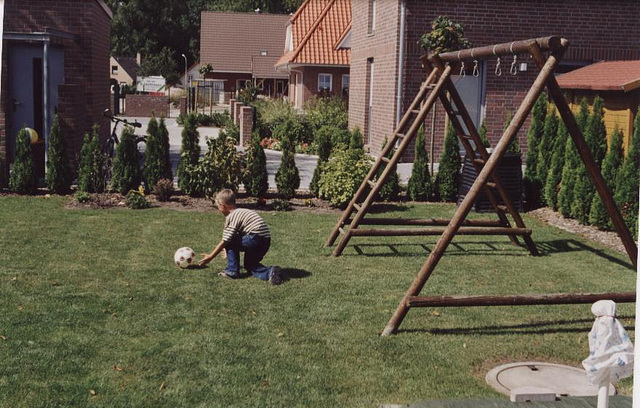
[224,234,272,280]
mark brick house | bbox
[275,0,351,109]
[557,60,640,152]
[349,0,640,160]
[110,54,140,87]
[200,11,289,98]
[1,0,112,185]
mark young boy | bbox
[199,189,282,285]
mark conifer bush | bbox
[45,114,72,194]
[435,121,460,202]
[177,113,200,194]
[477,120,490,148]
[77,125,105,193]
[244,132,269,198]
[524,94,547,208]
[558,99,589,217]
[309,126,334,197]
[9,127,36,194]
[142,116,162,192]
[614,112,640,238]
[111,126,142,194]
[275,134,300,200]
[588,97,607,168]
[376,137,400,202]
[589,126,623,229]
[543,120,567,210]
[407,126,432,201]
[536,107,559,204]
[158,117,172,181]
[349,127,364,150]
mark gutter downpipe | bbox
[43,37,50,164]
[395,0,406,134]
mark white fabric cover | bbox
[582,300,634,385]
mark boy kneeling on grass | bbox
[199,189,283,285]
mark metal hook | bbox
[495,57,502,76]
[473,60,479,77]
[460,61,466,77]
[510,54,518,75]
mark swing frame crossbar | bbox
[323,35,638,336]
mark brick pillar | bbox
[179,97,187,116]
[234,101,244,125]
[239,106,254,146]
[229,99,237,123]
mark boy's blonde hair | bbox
[216,189,236,206]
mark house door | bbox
[8,44,64,179]
[451,61,486,140]
[276,80,285,97]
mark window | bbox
[260,50,268,56]
[318,73,332,92]
[342,74,350,97]
[111,65,118,75]
[368,0,376,34]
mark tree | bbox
[111,126,142,194]
[589,126,623,229]
[143,116,172,192]
[244,132,269,198]
[77,125,105,193]
[543,120,567,210]
[614,112,640,238]
[275,133,300,200]
[477,120,490,148]
[9,127,36,194]
[138,47,179,85]
[524,93,547,207]
[588,96,607,168]
[177,113,200,193]
[435,121,461,202]
[376,137,400,202]
[558,99,589,217]
[536,107,559,202]
[407,126,432,201]
[45,114,72,194]
[158,117,173,181]
[309,125,334,197]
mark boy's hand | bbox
[199,253,213,266]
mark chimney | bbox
[136,52,141,65]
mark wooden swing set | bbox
[324,36,638,336]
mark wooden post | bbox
[381,49,561,336]
[407,292,636,307]
[529,40,638,268]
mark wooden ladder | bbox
[325,60,537,257]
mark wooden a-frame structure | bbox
[324,36,638,336]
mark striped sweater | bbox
[222,208,270,243]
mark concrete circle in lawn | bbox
[485,362,615,397]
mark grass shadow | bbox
[536,239,634,270]
[398,316,635,336]
[368,203,411,214]
[348,241,528,258]
[281,268,312,280]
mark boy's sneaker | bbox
[269,266,283,285]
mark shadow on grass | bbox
[343,238,633,269]
[398,316,635,336]
[368,203,411,214]
[281,268,311,281]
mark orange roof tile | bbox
[276,0,351,68]
[556,60,640,92]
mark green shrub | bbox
[318,149,373,208]
[273,116,307,147]
[111,126,142,194]
[244,133,269,198]
[558,99,589,217]
[143,116,163,191]
[349,127,365,150]
[407,126,433,201]
[275,134,300,200]
[435,121,460,202]
[524,94,547,207]
[376,137,400,202]
[589,126,623,229]
[310,126,335,197]
[477,120,490,148]
[74,190,91,203]
[331,128,351,152]
[46,114,72,194]
[536,107,559,204]
[503,111,521,154]
[125,189,150,209]
[543,120,568,210]
[588,96,607,168]
[177,113,200,194]
[615,111,640,238]
[9,127,36,194]
[272,199,291,212]
[305,96,348,132]
[152,178,174,202]
[252,99,298,139]
[222,121,240,143]
[77,125,106,193]
[158,117,173,180]
[418,15,471,53]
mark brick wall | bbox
[294,66,350,106]
[124,95,170,117]
[1,0,111,182]
[350,0,640,162]
[239,106,254,146]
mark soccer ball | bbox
[174,247,196,269]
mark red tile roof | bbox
[556,60,640,92]
[275,0,351,68]
[200,12,290,79]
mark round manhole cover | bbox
[486,362,614,397]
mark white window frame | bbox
[111,65,118,75]
[318,73,332,92]
[341,74,350,92]
[369,0,377,34]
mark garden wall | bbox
[125,95,170,117]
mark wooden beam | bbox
[350,227,530,237]
[407,292,636,308]
[351,218,504,227]
[429,36,562,63]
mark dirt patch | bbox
[528,207,626,254]
[65,192,342,214]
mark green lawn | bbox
[0,196,635,407]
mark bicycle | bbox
[102,109,145,189]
